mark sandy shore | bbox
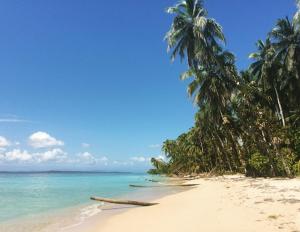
[86,175,300,232]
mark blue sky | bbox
[0,0,296,172]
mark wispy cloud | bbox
[112,160,134,166]
[148,144,161,149]
[0,114,31,123]
[75,152,108,165]
[130,156,151,162]
[0,118,30,123]
[81,143,90,148]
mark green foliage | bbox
[292,129,300,156]
[274,148,297,176]
[149,0,300,178]
[165,0,225,67]
[293,161,300,176]
[147,158,170,175]
[247,152,270,177]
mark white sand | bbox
[87,175,300,232]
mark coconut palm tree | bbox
[249,39,286,126]
[180,51,237,120]
[294,0,300,27]
[269,17,300,109]
[148,0,300,178]
[165,0,225,68]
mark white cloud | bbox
[79,152,93,159]
[78,152,96,164]
[29,131,64,148]
[76,152,108,165]
[1,149,32,162]
[0,145,111,166]
[148,144,161,149]
[0,114,31,123]
[35,148,67,163]
[99,156,108,162]
[0,136,10,147]
[130,156,151,162]
[112,160,134,166]
[0,148,67,163]
[81,143,90,148]
[0,118,28,123]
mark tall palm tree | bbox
[165,0,225,68]
[249,39,286,126]
[294,0,300,27]
[249,39,273,85]
[269,17,300,108]
[180,51,237,120]
[149,0,300,177]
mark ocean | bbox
[0,172,167,232]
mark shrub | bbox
[292,129,300,159]
[246,152,270,177]
[274,148,297,176]
[293,161,300,176]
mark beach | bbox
[0,172,189,232]
[1,174,300,232]
[1,1,300,232]
[85,175,300,232]
[0,172,172,232]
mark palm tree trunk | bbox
[273,142,292,177]
[228,130,241,169]
[274,84,286,127]
[260,128,275,177]
[215,133,233,172]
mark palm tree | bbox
[294,0,300,27]
[249,39,286,126]
[180,51,237,120]
[149,0,300,177]
[165,0,225,68]
[269,17,300,109]
[148,158,169,174]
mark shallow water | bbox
[0,172,165,232]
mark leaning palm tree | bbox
[165,0,225,68]
[270,17,300,74]
[249,39,286,126]
[180,51,237,120]
[294,0,300,27]
[249,39,273,86]
[269,17,300,109]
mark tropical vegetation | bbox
[149,0,300,177]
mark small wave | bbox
[79,203,103,221]
[60,203,103,231]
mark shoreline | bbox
[1,174,300,232]
[64,177,188,232]
[83,175,300,232]
[0,173,174,232]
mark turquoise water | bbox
[0,172,151,223]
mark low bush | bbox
[246,152,270,177]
